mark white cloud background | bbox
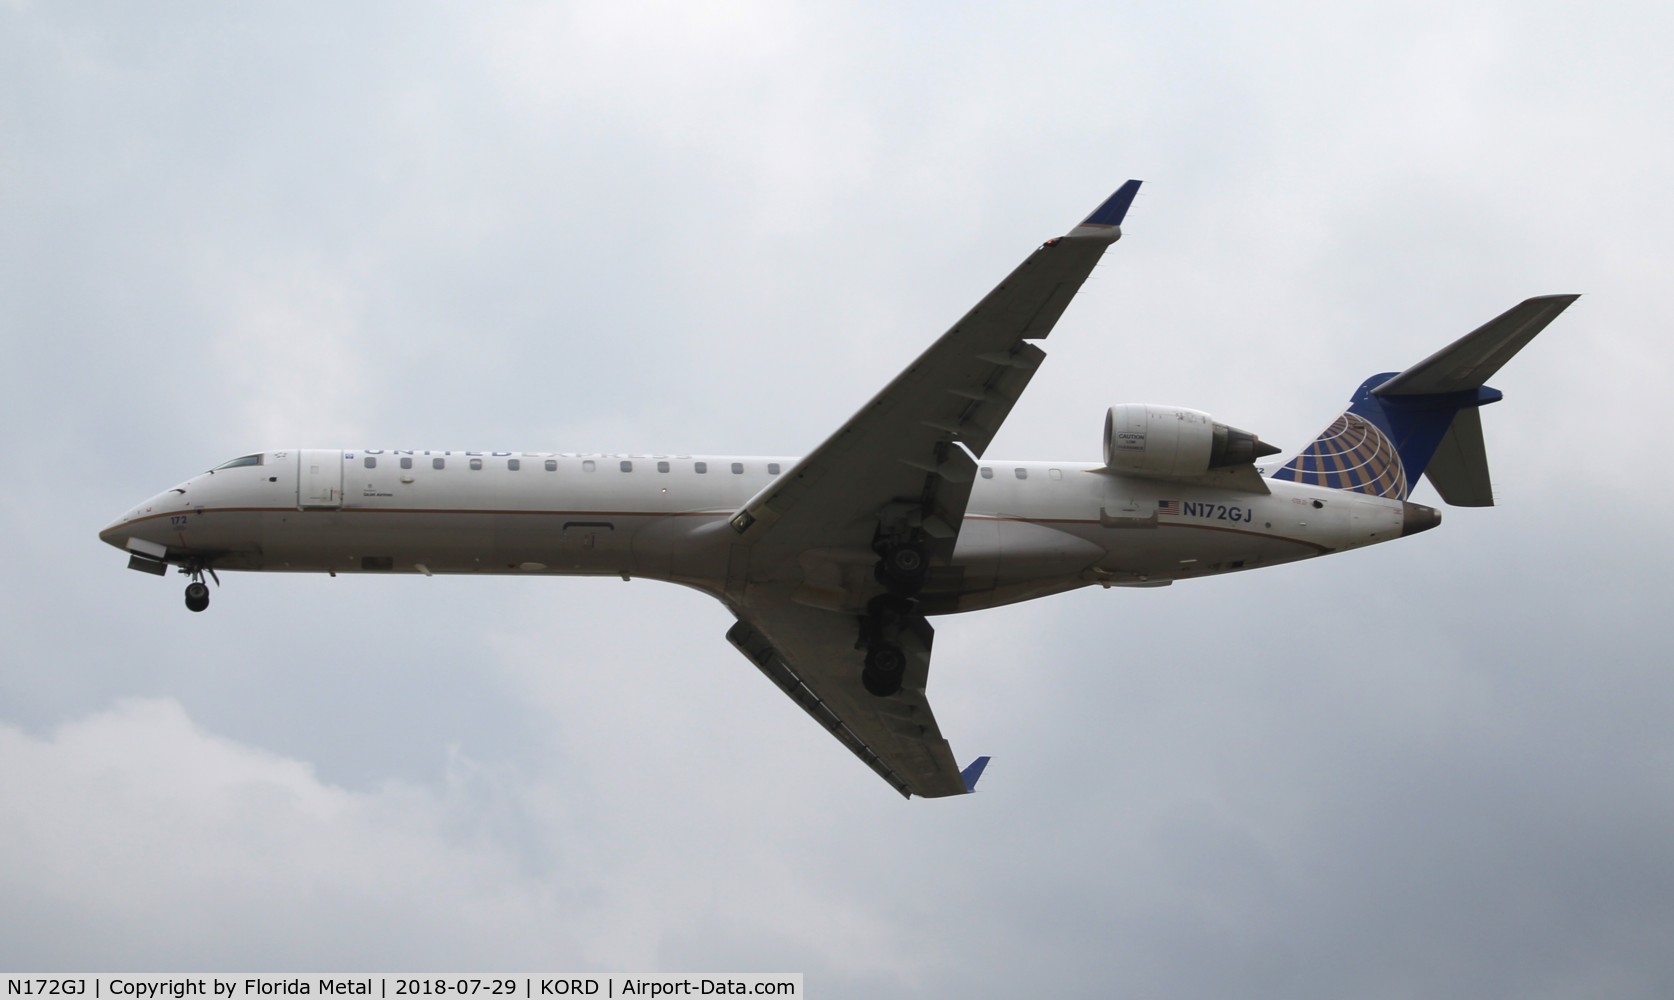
[4,2,1673,995]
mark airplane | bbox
[98,180,1577,799]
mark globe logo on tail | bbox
[1273,412,1408,499]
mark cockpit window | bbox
[212,454,264,471]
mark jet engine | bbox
[1103,404,1279,476]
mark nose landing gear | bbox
[182,562,218,613]
[184,581,210,612]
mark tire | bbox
[877,545,929,595]
[862,642,905,697]
[885,545,925,576]
[862,666,903,697]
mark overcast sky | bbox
[4,2,1673,995]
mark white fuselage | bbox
[100,449,1421,615]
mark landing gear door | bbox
[298,450,343,509]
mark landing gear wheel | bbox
[184,581,210,613]
[181,560,219,613]
[875,544,929,596]
[885,544,925,577]
[861,642,905,697]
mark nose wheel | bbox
[181,562,219,613]
[184,581,210,612]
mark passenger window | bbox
[695,462,707,474]
[768,463,781,475]
[470,458,483,471]
[364,457,377,469]
[620,460,633,472]
[583,460,596,472]
[400,457,412,470]
[731,463,744,475]
[433,458,445,470]
[657,461,670,473]
[1014,468,1027,479]
[508,458,521,471]
[1049,468,1062,480]
[545,459,557,472]
[980,467,993,479]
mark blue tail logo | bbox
[1271,406,1408,499]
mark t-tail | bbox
[1270,295,1578,507]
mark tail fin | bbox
[1270,295,1578,505]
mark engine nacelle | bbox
[1103,404,1278,476]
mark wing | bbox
[727,594,966,798]
[729,181,1142,569]
[723,184,1142,797]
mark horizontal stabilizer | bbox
[1375,294,1578,396]
[1422,406,1494,507]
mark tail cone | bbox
[1401,502,1442,537]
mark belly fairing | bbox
[940,517,1106,612]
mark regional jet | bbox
[99,181,1577,798]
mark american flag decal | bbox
[1157,500,1181,515]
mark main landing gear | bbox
[859,536,931,698]
[861,595,911,697]
[182,562,218,613]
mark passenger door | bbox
[297,450,343,509]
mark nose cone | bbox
[100,488,180,551]
[99,508,153,552]
[1401,501,1442,537]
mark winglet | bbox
[960,755,992,793]
[1066,179,1142,238]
